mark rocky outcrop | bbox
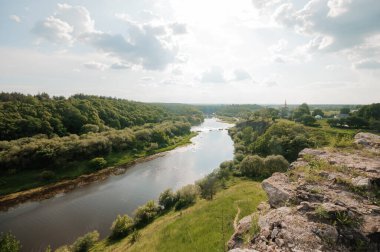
[228,133,380,252]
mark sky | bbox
[0,0,379,104]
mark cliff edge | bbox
[228,133,380,252]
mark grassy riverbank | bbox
[0,132,197,196]
[92,179,266,252]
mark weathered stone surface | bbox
[262,173,296,208]
[229,133,380,252]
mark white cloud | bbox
[32,16,74,44]
[169,23,187,35]
[200,66,226,83]
[233,68,251,81]
[353,59,380,69]
[110,62,131,70]
[33,4,182,70]
[9,15,21,23]
[83,61,108,71]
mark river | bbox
[0,118,234,251]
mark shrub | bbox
[234,153,245,163]
[71,231,99,252]
[39,170,55,181]
[158,189,177,210]
[0,232,21,252]
[88,157,107,170]
[264,155,289,175]
[129,230,141,244]
[175,184,200,210]
[134,200,160,226]
[219,160,234,170]
[110,214,134,239]
[300,115,317,126]
[196,175,218,200]
[240,155,265,178]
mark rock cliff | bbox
[228,133,380,252]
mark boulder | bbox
[262,173,296,208]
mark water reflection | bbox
[0,118,234,251]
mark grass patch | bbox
[0,132,197,196]
[91,179,267,252]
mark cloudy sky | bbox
[0,0,379,104]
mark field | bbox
[92,179,267,252]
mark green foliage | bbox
[340,107,350,114]
[300,115,317,126]
[293,103,311,120]
[110,215,134,239]
[264,155,289,174]
[240,155,266,178]
[134,200,160,227]
[196,174,218,200]
[39,170,55,181]
[251,122,315,162]
[129,230,141,244]
[0,232,21,252]
[158,189,177,210]
[71,231,99,252]
[315,205,329,219]
[312,109,324,117]
[240,155,289,178]
[0,120,192,172]
[89,157,107,170]
[174,184,200,210]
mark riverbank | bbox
[91,179,266,252]
[0,132,197,212]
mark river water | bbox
[0,118,234,251]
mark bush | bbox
[71,231,99,252]
[158,189,177,210]
[234,153,245,163]
[39,170,55,181]
[240,155,266,178]
[0,232,21,252]
[134,200,160,226]
[264,155,289,175]
[300,115,317,126]
[196,175,217,200]
[110,214,134,239]
[175,184,200,210]
[219,160,234,170]
[88,157,107,170]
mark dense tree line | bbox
[0,121,191,172]
[328,103,380,131]
[0,93,203,140]
[230,121,318,162]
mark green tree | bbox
[300,115,317,126]
[264,155,289,175]
[134,200,160,226]
[293,103,310,120]
[158,189,177,210]
[0,232,21,252]
[174,184,200,210]
[110,215,134,239]
[71,231,99,252]
[240,155,266,178]
[88,157,107,170]
[196,175,218,200]
[312,109,324,117]
[340,107,350,114]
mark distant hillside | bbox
[0,93,203,140]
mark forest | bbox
[0,93,203,141]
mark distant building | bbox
[314,115,323,120]
[280,100,290,118]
